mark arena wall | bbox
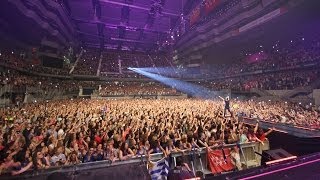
[312,89,320,106]
[267,90,294,97]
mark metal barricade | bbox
[1,142,268,180]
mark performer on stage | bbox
[218,95,232,117]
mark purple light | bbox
[239,158,320,180]
[246,51,268,63]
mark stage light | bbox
[130,68,221,99]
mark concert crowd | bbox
[0,35,319,176]
[1,35,319,79]
[0,97,319,175]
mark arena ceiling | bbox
[0,0,319,59]
[0,0,201,51]
[69,0,194,52]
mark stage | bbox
[240,117,320,156]
[210,152,320,180]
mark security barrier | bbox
[0,142,268,180]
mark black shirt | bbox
[225,100,230,109]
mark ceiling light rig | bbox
[149,0,165,17]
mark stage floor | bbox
[240,158,320,180]
[210,152,320,180]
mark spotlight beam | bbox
[129,68,221,99]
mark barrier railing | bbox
[1,142,267,180]
[241,117,320,137]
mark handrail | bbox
[241,117,320,139]
[242,117,320,132]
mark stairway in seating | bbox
[281,75,320,99]
[250,88,275,97]
[250,88,281,102]
[0,85,12,97]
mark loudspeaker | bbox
[261,148,297,165]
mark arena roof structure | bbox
[0,0,319,56]
[69,0,188,52]
[0,0,202,52]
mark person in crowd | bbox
[167,156,194,180]
[50,147,66,166]
[118,142,134,161]
[219,96,233,117]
